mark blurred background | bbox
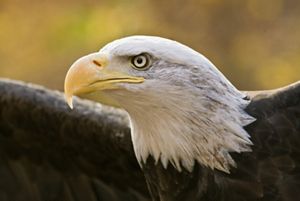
[0,0,299,90]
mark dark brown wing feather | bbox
[211,81,300,201]
[0,79,150,201]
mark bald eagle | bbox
[64,36,300,201]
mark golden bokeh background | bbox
[0,0,299,91]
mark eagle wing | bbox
[218,81,300,201]
[0,79,150,201]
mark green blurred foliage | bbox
[0,0,299,90]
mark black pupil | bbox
[136,57,144,64]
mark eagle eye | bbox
[131,54,151,70]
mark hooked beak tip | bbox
[65,94,74,109]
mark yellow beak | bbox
[64,52,144,109]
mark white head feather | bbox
[98,36,256,172]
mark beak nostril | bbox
[93,60,102,67]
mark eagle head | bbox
[64,36,255,173]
